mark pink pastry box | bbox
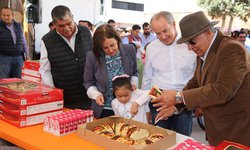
[44,109,94,136]
[0,78,63,106]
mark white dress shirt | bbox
[39,28,78,87]
[111,89,150,124]
[142,35,197,91]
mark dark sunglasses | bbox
[186,39,196,45]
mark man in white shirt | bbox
[39,5,92,109]
[141,11,196,136]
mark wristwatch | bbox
[175,91,183,103]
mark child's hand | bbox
[130,102,139,116]
[96,95,105,106]
[131,84,137,91]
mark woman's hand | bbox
[130,102,139,116]
[96,95,105,106]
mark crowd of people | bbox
[1,5,250,147]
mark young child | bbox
[111,74,151,124]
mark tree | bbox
[197,0,249,35]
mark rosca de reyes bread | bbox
[93,123,163,145]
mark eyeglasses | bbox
[186,39,196,45]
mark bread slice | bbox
[114,123,126,135]
[93,125,105,134]
[99,123,114,133]
[99,131,115,138]
[145,133,164,144]
[129,128,150,141]
[120,124,130,137]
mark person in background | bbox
[0,7,29,79]
[39,5,92,109]
[245,28,250,48]
[122,24,144,88]
[236,30,250,52]
[152,11,250,146]
[78,20,94,35]
[139,22,157,48]
[122,24,143,59]
[141,11,196,136]
[111,74,151,124]
[84,24,138,118]
[48,21,55,30]
[231,30,238,39]
[107,19,116,28]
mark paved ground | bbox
[191,117,208,145]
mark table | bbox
[0,120,191,150]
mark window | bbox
[112,0,144,11]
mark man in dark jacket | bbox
[39,5,92,109]
[0,7,29,78]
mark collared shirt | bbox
[200,30,218,65]
[139,32,157,48]
[39,26,78,87]
[141,34,197,91]
[6,21,29,55]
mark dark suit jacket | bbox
[183,30,250,146]
[84,44,138,118]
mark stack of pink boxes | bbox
[44,109,93,136]
[0,78,64,127]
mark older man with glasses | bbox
[152,11,250,146]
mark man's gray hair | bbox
[150,11,175,26]
[51,5,73,24]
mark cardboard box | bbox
[0,109,63,127]
[22,60,41,83]
[22,73,41,84]
[22,69,40,78]
[77,116,176,150]
[0,78,63,106]
[0,99,63,116]
[23,60,40,71]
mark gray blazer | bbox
[84,44,138,118]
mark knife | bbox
[127,115,134,125]
[148,117,162,132]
